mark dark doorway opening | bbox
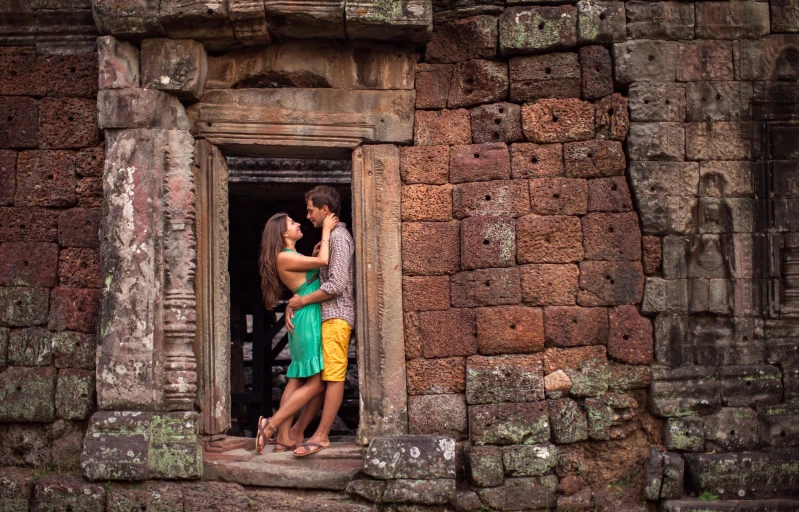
[225,157,358,440]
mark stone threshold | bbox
[203,440,366,491]
[663,499,799,511]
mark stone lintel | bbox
[187,89,415,158]
[345,0,433,44]
[81,411,202,481]
[353,145,408,444]
[264,0,346,39]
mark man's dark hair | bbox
[305,185,341,216]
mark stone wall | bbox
[0,43,102,471]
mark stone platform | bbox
[203,440,366,491]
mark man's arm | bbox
[287,231,351,310]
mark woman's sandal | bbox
[293,442,327,458]
[255,416,277,455]
[273,440,302,453]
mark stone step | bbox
[203,442,366,491]
[662,499,799,511]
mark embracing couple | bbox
[256,185,355,458]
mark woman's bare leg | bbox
[290,385,325,441]
[275,378,302,447]
[261,373,325,439]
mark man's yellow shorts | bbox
[321,319,352,382]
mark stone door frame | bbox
[194,138,409,446]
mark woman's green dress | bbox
[284,249,324,378]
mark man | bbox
[285,185,355,457]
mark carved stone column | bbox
[193,140,231,436]
[352,144,408,444]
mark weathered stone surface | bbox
[579,45,612,101]
[451,267,521,307]
[613,41,678,83]
[770,0,799,32]
[141,39,207,101]
[477,476,558,511]
[643,448,663,501]
[42,53,99,98]
[678,41,735,82]
[564,140,625,178]
[626,1,694,40]
[629,82,686,122]
[469,445,504,487]
[695,2,770,40]
[0,327,6,367]
[509,53,580,102]
[14,150,76,208]
[470,401,550,445]
[401,184,452,222]
[406,357,465,395]
[476,306,545,355]
[0,96,38,149]
[400,145,449,184]
[97,89,190,130]
[758,403,799,448]
[52,330,95,369]
[448,59,508,109]
[38,97,99,149]
[0,150,15,206]
[7,327,53,366]
[461,215,514,269]
[685,122,760,161]
[345,478,386,503]
[578,261,645,306]
[382,478,455,505]
[0,467,33,511]
[522,99,595,143]
[418,308,477,358]
[649,366,721,417]
[576,0,625,44]
[719,365,782,407]
[91,0,165,39]
[607,305,653,365]
[55,368,94,420]
[595,93,629,141]
[0,287,49,327]
[582,212,641,261]
[58,248,101,289]
[0,47,44,97]
[363,435,456,480]
[97,36,140,90]
[0,365,56,421]
[544,346,609,397]
[470,102,523,144]
[425,15,498,63]
[409,394,468,439]
[517,215,583,264]
[48,287,100,333]
[544,306,608,348]
[664,417,705,452]
[529,178,588,216]
[521,264,579,306]
[683,449,799,499]
[345,0,432,43]
[609,363,651,391]
[510,143,564,178]
[450,142,511,183]
[584,392,637,440]
[557,487,594,511]
[703,407,759,452]
[466,354,544,404]
[0,242,58,288]
[699,162,754,198]
[642,236,662,275]
[0,423,50,468]
[587,177,632,213]
[50,419,85,470]
[629,122,685,161]
[544,369,572,397]
[549,398,588,443]
[403,275,450,312]
[106,481,184,512]
[499,6,577,55]
[81,411,151,480]
[453,179,529,218]
[414,109,472,146]
[502,443,558,477]
[402,221,460,275]
[415,63,452,109]
[685,81,746,122]
[33,475,105,512]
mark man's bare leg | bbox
[294,381,344,455]
[289,388,325,441]
[274,378,302,449]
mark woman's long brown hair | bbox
[259,213,289,309]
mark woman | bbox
[256,211,338,453]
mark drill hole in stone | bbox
[730,430,736,436]
[9,70,16,76]
[611,183,618,191]
[483,239,490,245]
[206,8,213,15]
[538,23,545,30]
[531,156,538,164]
[474,153,480,159]
[587,152,593,158]
[67,116,74,122]
[608,108,614,116]
[608,226,615,233]
[716,94,722,101]
[648,55,655,62]
[499,108,505,114]
[623,335,629,340]
[15,300,21,306]
[492,131,500,140]
[599,12,606,20]
[510,324,516,330]
[6,116,12,122]
[484,281,491,287]
[665,99,670,105]
[494,118,502,125]
[545,67,552,75]
[552,115,559,122]
[552,193,560,199]
[69,66,76,73]
[746,381,751,386]
[643,99,650,105]
[15,386,21,392]
[47,174,53,180]
[572,318,578,324]
[80,393,88,399]
[485,195,492,201]
[23,260,28,266]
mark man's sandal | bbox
[293,442,327,458]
